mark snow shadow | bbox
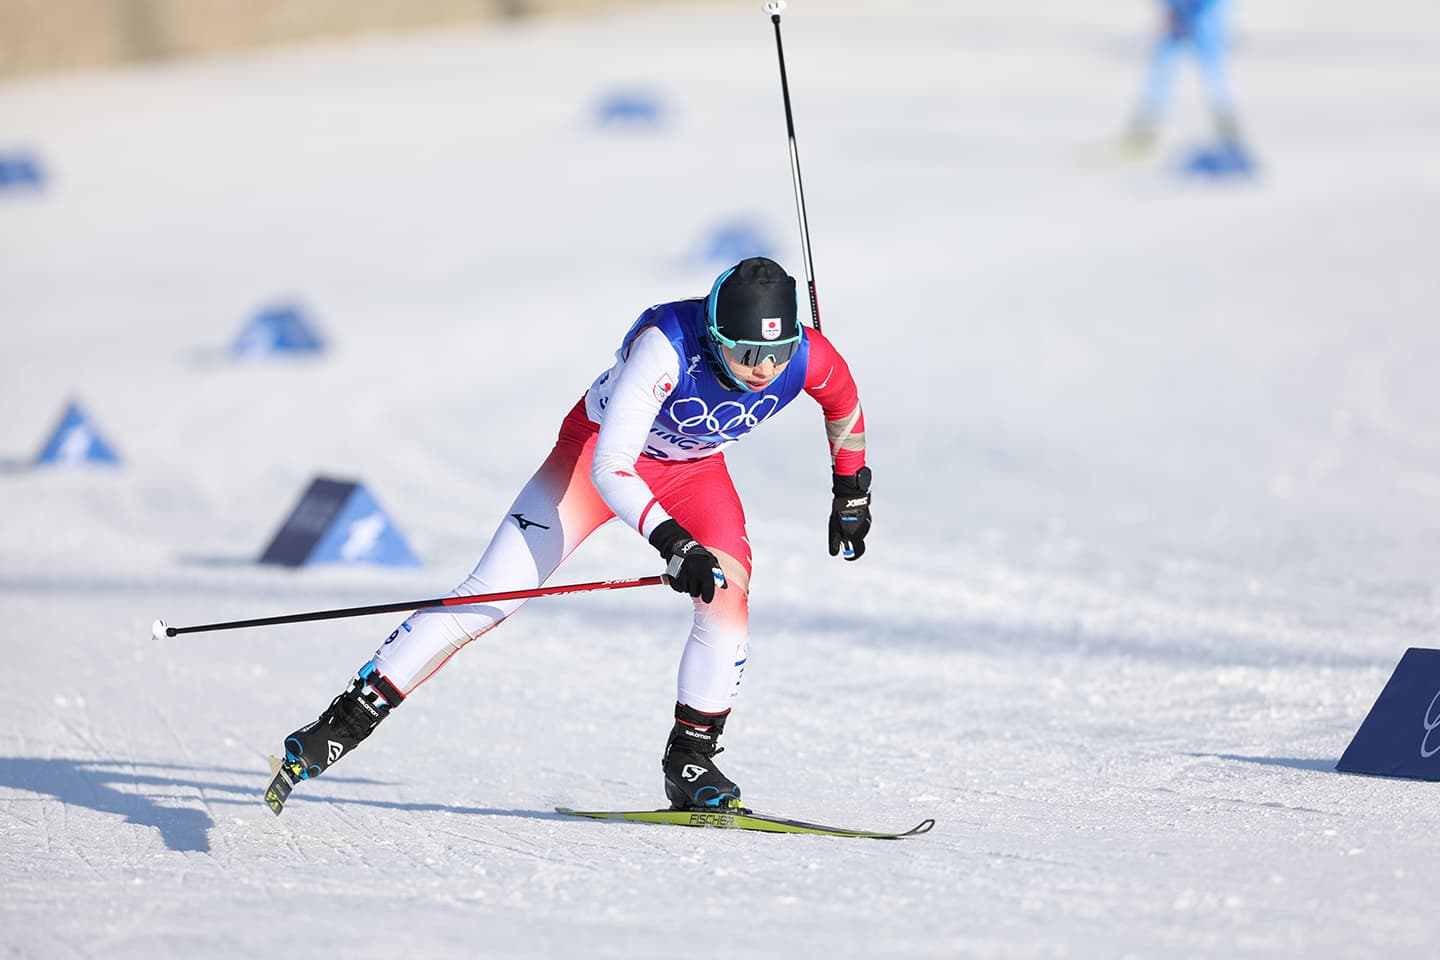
[1191,753,1340,773]
[0,756,562,851]
[175,553,261,567]
[0,756,225,852]
[0,756,373,853]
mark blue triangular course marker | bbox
[0,153,44,191]
[231,302,325,358]
[1336,647,1440,781]
[694,221,776,268]
[594,91,665,129]
[308,484,422,567]
[259,476,420,568]
[34,401,121,466]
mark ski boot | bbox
[266,662,403,814]
[285,661,403,778]
[662,702,743,811]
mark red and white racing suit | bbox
[368,300,865,715]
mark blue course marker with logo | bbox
[1336,647,1440,781]
[259,477,420,568]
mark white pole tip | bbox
[151,619,168,641]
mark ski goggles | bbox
[718,334,801,367]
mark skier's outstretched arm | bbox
[803,327,871,560]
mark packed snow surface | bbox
[3,1,1439,956]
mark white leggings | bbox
[368,407,751,715]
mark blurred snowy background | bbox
[3,1,1439,957]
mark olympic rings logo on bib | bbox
[667,394,781,440]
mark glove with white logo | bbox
[649,519,727,603]
[828,466,872,561]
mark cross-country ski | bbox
[556,806,934,839]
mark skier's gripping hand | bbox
[828,467,872,561]
[649,519,727,603]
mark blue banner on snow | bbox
[1336,647,1440,781]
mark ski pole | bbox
[763,0,821,332]
[151,575,667,640]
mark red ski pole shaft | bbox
[154,575,667,638]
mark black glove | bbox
[828,467,872,561]
[649,519,726,603]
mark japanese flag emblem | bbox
[653,373,675,402]
[760,317,783,341]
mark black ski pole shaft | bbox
[152,575,667,639]
[764,1,821,331]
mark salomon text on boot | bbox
[662,702,743,811]
[283,661,404,782]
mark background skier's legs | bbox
[1190,0,1242,141]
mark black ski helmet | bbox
[704,257,801,369]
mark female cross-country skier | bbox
[277,256,871,811]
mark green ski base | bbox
[555,806,934,839]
